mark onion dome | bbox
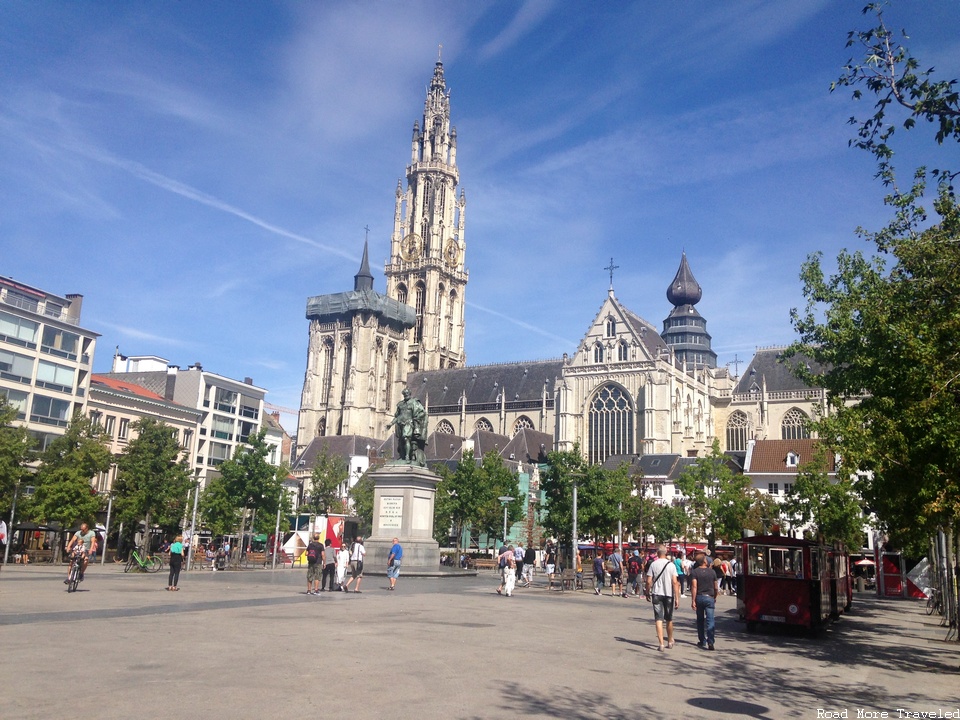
[666,252,702,307]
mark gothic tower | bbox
[384,59,468,373]
[662,252,717,369]
[297,242,415,454]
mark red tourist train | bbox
[736,534,852,633]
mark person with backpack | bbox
[607,547,625,597]
[627,551,643,596]
[646,545,681,651]
[305,533,324,595]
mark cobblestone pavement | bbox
[1,564,957,720]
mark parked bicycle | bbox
[926,587,944,616]
[66,545,85,592]
[124,546,164,573]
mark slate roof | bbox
[619,305,670,359]
[747,439,835,473]
[408,359,564,409]
[734,348,826,394]
[294,435,382,472]
[602,453,698,481]
[499,427,553,464]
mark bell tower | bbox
[384,57,468,373]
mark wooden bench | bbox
[30,549,56,564]
[471,558,498,571]
[557,568,579,592]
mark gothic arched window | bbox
[726,411,749,452]
[593,342,605,364]
[321,338,334,404]
[475,418,493,432]
[617,341,629,362]
[436,420,455,434]
[396,283,408,305]
[513,416,534,436]
[606,317,616,337]
[588,384,634,465]
[414,282,426,343]
[781,408,811,440]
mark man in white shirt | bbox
[645,545,681,651]
[681,553,694,596]
[344,536,366,593]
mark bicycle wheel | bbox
[926,595,936,615]
[124,557,136,573]
[145,556,163,573]
[68,562,80,592]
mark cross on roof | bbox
[605,257,620,290]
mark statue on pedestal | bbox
[387,388,427,467]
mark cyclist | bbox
[64,522,97,584]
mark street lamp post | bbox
[3,481,34,566]
[100,492,114,566]
[570,472,584,574]
[498,496,514,546]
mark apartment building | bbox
[104,354,270,486]
[0,276,98,450]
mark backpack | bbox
[307,544,318,561]
[628,557,641,575]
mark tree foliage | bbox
[30,412,111,531]
[790,3,960,549]
[832,2,960,180]
[199,477,240,538]
[650,503,686,544]
[742,489,783,536]
[674,439,752,550]
[782,447,865,551]
[539,445,632,550]
[434,450,522,548]
[113,418,193,537]
[305,448,348,518]
[349,472,374,537]
[0,400,33,518]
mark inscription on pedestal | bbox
[379,496,404,530]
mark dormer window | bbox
[786,452,799,467]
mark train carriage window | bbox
[748,545,804,578]
[747,546,767,575]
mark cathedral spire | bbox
[666,251,702,307]
[662,252,716,369]
[354,239,374,292]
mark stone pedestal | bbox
[364,464,440,573]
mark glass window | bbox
[784,483,793,495]
[0,349,34,384]
[0,387,28,419]
[593,342,604,363]
[0,312,39,347]
[588,384,634,464]
[36,360,75,393]
[118,418,129,440]
[40,327,79,360]
[781,408,811,440]
[768,483,779,495]
[4,290,38,313]
[30,394,72,427]
[617,341,628,362]
[209,442,231,465]
[211,415,234,440]
[214,388,237,413]
[238,420,256,443]
[605,317,616,337]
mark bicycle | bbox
[124,546,164,573]
[925,587,943,616]
[66,547,85,592]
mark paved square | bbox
[1,564,956,719]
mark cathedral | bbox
[296,60,826,471]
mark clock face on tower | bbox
[401,233,423,261]
[444,239,459,266]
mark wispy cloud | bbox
[477,0,557,61]
[96,321,190,347]
[467,300,572,346]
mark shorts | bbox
[351,560,364,578]
[307,563,322,582]
[386,562,401,579]
[652,594,675,622]
[608,570,622,584]
[545,564,555,575]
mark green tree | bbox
[789,5,960,552]
[31,412,112,558]
[674,439,752,552]
[199,477,240,537]
[305,449,348,518]
[349,472,374,537]
[742,489,783,536]
[0,400,33,518]
[782,448,865,551]
[651,503,686,544]
[113,418,194,543]
[219,428,284,562]
[434,450,522,550]
[621,477,659,549]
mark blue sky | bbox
[2,1,958,432]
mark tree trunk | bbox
[234,506,247,568]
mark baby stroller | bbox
[215,548,227,571]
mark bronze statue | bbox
[387,388,427,466]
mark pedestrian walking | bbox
[305,533,323,595]
[522,544,536,587]
[645,545,681,651]
[321,538,336,591]
[167,535,183,591]
[593,553,605,595]
[336,542,350,591]
[607,548,625,597]
[497,545,516,597]
[627,551,643,596]
[343,536,365,593]
[387,537,403,590]
[690,555,720,650]
[514,543,525,582]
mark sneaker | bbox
[595,588,601,595]
[708,643,715,651]
[622,593,628,598]
[697,642,706,649]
